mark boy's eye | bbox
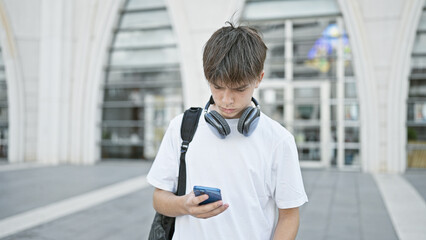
[214,85,222,89]
[235,87,248,92]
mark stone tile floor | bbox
[0,162,424,240]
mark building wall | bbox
[0,0,424,172]
[1,0,123,164]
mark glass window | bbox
[101,1,183,161]
[244,0,360,167]
[407,101,426,123]
[107,69,180,83]
[295,87,320,99]
[258,88,285,124]
[294,126,320,142]
[126,0,166,10]
[406,6,426,169]
[0,51,7,160]
[345,127,359,143]
[0,67,9,161]
[0,126,7,159]
[293,20,328,39]
[330,104,337,122]
[120,10,170,29]
[258,23,285,41]
[344,104,359,121]
[0,107,8,122]
[345,60,355,76]
[101,146,143,160]
[265,58,285,79]
[298,147,321,161]
[293,20,345,80]
[0,82,7,102]
[255,23,286,79]
[113,29,176,48]
[345,149,360,165]
[295,104,321,120]
[243,1,340,21]
[110,48,178,67]
[345,82,357,98]
[417,10,426,31]
[407,29,426,109]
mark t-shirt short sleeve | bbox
[147,114,182,193]
[271,134,308,209]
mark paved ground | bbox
[0,162,425,240]
[404,169,426,201]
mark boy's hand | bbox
[183,191,229,219]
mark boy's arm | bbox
[152,188,229,219]
[273,207,300,240]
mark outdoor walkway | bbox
[0,162,425,240]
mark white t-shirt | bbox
[147,112,308,240]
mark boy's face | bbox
[209,73,264,119]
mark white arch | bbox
[69,0,125,164]
[0,0,25,163]
[387,0,424,173]
[337,0,381,172]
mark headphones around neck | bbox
[204,96,261,138]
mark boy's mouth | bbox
[219,107,236,114]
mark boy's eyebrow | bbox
[213,83,250,90]
[232,85,249,90]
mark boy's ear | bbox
[255,71,264,88]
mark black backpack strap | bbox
[176,107,202,196]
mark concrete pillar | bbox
[0,0,26,163]
[37,0,71,164]
[68,0,123,164]
[1,0,41,162]
[1,0,122,164]
[338,0,424,172]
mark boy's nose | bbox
[222,89,234,105]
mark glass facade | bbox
[0,48,6,161]
[101,0,183,161]
[244,0,360,167]
[407,3,426,168]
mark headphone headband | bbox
[204,96,260,112]
[204,96,261,137]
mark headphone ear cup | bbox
[204,110,231,137]
[237,107,260,136]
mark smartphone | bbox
[193,186,222,205]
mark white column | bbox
[284,20,294,133]
[37,0,71,164]
[69,0,123,164]
[336,17,345,168]
[0,1,26,163]
[320,81,330,167]
[1,0,42,162]
[386,0,424,173]
[338,0,380,172]
[58,1,73,163]
[338,0,423,173]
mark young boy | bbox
[147,23,308,240]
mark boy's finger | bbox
[192,193,209,205]
[195,200,224,214]
[197,204,229,219]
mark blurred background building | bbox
[0,0,424,173]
